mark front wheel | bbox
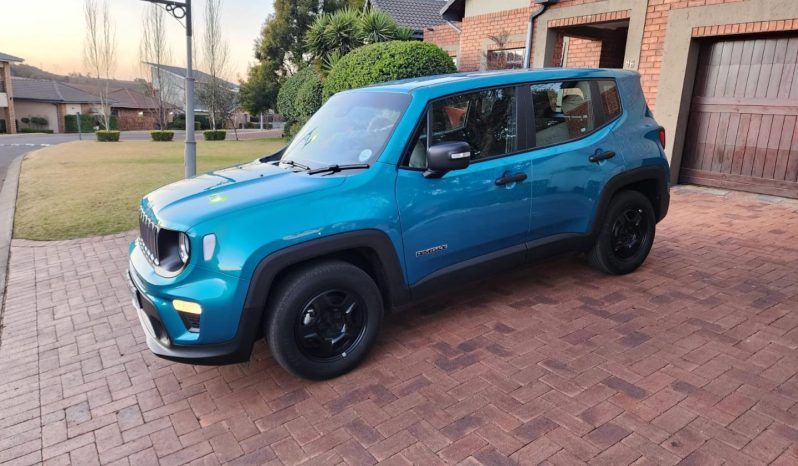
[588,190,656,275]
[265,260,384,380]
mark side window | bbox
[597,80,621,122]
[430,87,518,161]
[530,80,595,147]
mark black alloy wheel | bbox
[588,190,656,275]
[610,207,649,260]
[295,289,367,361]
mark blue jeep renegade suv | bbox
[129,69,670,379]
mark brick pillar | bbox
[3,64,17,134]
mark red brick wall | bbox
[563,37,602,68]
[424,23,461,58]
[458,7,532,71]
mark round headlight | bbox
[178,233,190,264]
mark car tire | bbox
[265,260,384,380]
[588,190,656,275]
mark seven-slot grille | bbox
[138,209,160,265]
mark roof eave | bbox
[440,0,464,22]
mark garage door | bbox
[680,35,798,198]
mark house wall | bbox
[64,104,82,115]
[0,61,16,134]
[14,101,58,133]
[425,0,798,184]
[424,24,461,66]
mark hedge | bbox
[96,130,120,142]
[277,67,323,137]
[150,131,175,142]
[203,130,226,141]
[324,41,456,98]
[64,114,118,132]
[19,128,54,134]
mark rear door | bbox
[396,85,532,285]
[526,79,626,240]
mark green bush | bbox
[203,130,226,141]
[64,114,96,133]
[19,128,54,134]
[324,41,456,99]
[277,67,323,136]
[150,131,175,142]
[96,130,120,142]
[30,116,49,127]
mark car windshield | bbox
[280,91,411,169]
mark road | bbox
[0,129,282,193]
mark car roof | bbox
[351,68,639,97]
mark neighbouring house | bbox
[108,87,174,131]
[146,63,249,128]
[426,0,798,199]
[0,51,24,134]
[364,0,447,39]
[11,78,112,133]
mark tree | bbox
[139,3,173,129]
[200,0,230,131]
[83,0,116,131]
[239,61,277,118]
[305,8,412,73]
[240,0,360,120]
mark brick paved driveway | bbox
[1,187,797,466]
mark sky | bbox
[1,0,275,82]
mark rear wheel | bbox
[589,190,656,275]
[265,260,383,380]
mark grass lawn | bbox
[15,138,286,241]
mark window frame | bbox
[397,77,624,170]
[399,83,530,170]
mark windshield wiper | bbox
[306,163,370,175]
[273,159,311,171]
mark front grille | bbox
[138,209,160,265]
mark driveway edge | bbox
[0,154,22,316]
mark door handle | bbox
[589,150,616,163]
[495,173,527,186]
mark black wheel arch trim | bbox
[590,165,670,239]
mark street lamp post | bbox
[141,0,196,178]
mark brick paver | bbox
[1,186,797,465]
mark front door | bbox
[396,86,532,285]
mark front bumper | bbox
[127,237,260,365]
[128,269,252,364]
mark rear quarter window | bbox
[597,80,622,122]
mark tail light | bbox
[658,127,666,150]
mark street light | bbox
[140,0,196,178]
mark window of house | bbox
[402,86,518,167]
[597,80,621,122]
[487,48,525,70]
[530,80,595,147]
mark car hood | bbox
[141,161,345,231]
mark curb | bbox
[0,154,23,316]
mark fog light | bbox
[173,299,202,315]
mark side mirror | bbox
[424,141,471,179]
